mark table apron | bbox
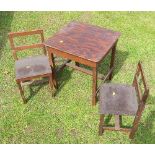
[46,47,97,68]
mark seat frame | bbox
[99,62,149,139]
[9,29,56,103]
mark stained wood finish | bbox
[9,29,46,60]
[92,67,97,106]
[16,81,26,103]
[115,115,121,130]
[13,43,44,51]
[132,61,149,103]
[99,114,105,135]
[103,126,131,132]
[109,43,117,80]
[8,29,55,103]
[44,22,120,105]
[9,29,44,37]
[99,62,149,139]
[47,47,96,67]
[44,22,120,63]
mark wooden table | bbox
[44,22,121,106]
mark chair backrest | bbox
[8,29,46,60]
[132,61,149,105]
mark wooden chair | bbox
[8,29,55,103]
[98,62,149,139]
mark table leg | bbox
[109,43,117,80]
[50,52,56,68]
[92,66,97,106]
[48,51,58,89]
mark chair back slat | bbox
[132,61,149,105]
[13,43,44,51]
[9,29,43,37]
[8,29,46,60]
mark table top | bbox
[44,22,121,63]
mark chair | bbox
[98,62,149,139]
[8,29,55,103]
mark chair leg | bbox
[16,80,26,104]
[129,106,144,139]
[115,115,122,130]
[49,75,53,89]
[129,117,140,139]
[49,75,55,96]
[99,114,104,136]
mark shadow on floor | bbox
[21,49,129,102]
[54,66,74,96]
[20,47,129,101]
[98,50,129,78]
[26,78,49,102]
[79,49,129,81]
[131,95,155,144]
[22,58,73,102]
[0,12,14,59]
[52,50,129,96]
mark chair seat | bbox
[15,55,52,80]
[99,83,138,116]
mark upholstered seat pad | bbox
[15,55,52,80]
[99,83,138,116]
